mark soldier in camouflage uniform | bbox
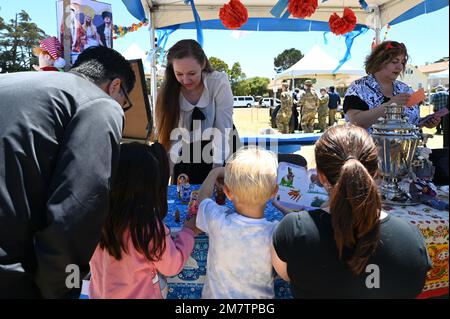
[299,80,319,133]
[317,88,329,132]
[276,82,293,134]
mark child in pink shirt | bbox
[89,142,199,299]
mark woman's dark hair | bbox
[365,41,408,75]
[155,39,214,151]
[70,45,136,93]
[315,125,381,275]
[99,142,170,262]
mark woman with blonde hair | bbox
[81,6,100,49]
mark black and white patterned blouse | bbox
[343,74,420,128]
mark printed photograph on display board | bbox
[56,0,113,64]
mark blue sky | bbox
[0,0,448,78]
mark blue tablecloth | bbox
[80,185,448,299]
[164,185,292,299]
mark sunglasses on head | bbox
[384,41,406,50]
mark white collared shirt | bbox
[173,71,234,164]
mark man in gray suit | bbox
[0,46,135,298]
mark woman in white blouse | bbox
[155,39,239,184]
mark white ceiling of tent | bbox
[145,0,427,29]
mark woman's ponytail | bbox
[315,125,382,275]
[329,158,381,275]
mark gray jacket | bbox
[0,71,123,298]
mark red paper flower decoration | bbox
[288,0,318,19]
[328,7,357,35]
[219,0,248,29]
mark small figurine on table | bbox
[177,173,191,203]
[214,176,226,205]
[187,190,200,220]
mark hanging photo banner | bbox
[57,0,113,65]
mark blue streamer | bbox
[155,29,176,64]
[281,9,291,19]
[322,31,330,45]
[184,0,204,47]
[359,0,369,11]
[332,27,369,73]
[270,0,289,18]
[121,0,147,21]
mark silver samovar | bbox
[371,103,421,205]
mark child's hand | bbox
[183,213,203,235]
[272,199,294,215]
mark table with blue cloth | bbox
[165,185,292,299]
[165,185,449,299]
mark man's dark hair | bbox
[70,46,135,93]
[102,11,112,20]
[329,86,335,92]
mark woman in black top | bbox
[271,125,431,298]
[343,41,439,130]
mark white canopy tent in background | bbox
[122,43,151,73]
[120,0,449,128]
[429,68,450,79]
[274,45,365,82]
[428,68,449,87]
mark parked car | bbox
[260,97,281,107]
[233,96,255,108]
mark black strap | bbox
[191,107,206,131]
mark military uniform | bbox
[317,92,329,131]
[276,91,293,134]
[300,89,319,133]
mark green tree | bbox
[209,56,229,74]
[234,80,251,96]
[246,77,270,96]
[229,62,246,93]
[274,48,303,72]
[434,57,449,63]
[0,10,47,73]
[230,62,246,84]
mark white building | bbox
[402,64,428,91]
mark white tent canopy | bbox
[123,43,147,61]
[145,0,436,30]
[274,45,365,81]
[429,68,449,79]
[122,43,152,73]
